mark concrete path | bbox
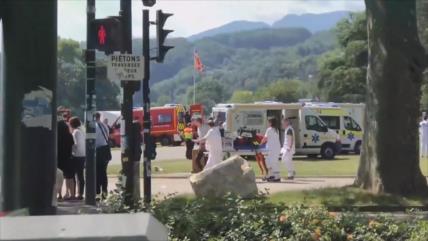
[108,177,355,197]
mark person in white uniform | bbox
[261,117,281,182]
[420,116,428,157]
[195,119,223,170]
[281,118,296,180]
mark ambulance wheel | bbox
[354,141,362,155]
[321,144,336,159]
[160,137,172,146]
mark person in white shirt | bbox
[261,117,281,182]
[420,116,428,157]
[193,117,210,172]
[70,117,86,200]
[195,119,223,170]
[281,118,296,180]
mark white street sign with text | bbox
[107,54,144,81]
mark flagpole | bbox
[193,73,196,104]
[193,48,196,104]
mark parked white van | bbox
[302,102,364,154]
[212,102,341,159]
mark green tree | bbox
[57,38,86,118]
[356,0,428,195]
[417,0,428,111]
[229,90,255,103]
[57,38,120,117]
[317,13,367,102]
[156,95,172,106]
[187,77,224,113]
[255,79,308,102]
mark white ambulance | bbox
[212,102,341,159]
[303,102,365,154]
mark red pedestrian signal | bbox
[98,25,107,45]
[91,17,123,54]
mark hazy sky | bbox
[59,0,365,41]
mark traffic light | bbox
[155,10,174,63]
[144,135,157,160]
[142,0,156,7]
[92,17,123,55]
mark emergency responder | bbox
[281,118,296,180]
[260,117,281,182]
[184,123,194,160]
[184,110,192,125]
[420,115,428,157]
[193,117,209,172]
[195,119,223,169]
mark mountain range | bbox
[188,11,350,41]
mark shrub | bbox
[102,188,428,241]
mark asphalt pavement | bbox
[110,145,186,164]
[108,177,355,197]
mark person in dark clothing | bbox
[57,120,74,200]
[95,112,112,198]
[184,110,192,125]
[131,121,143,162]
[183,123,194,160]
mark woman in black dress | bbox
[57,120,74,200]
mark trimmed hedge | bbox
[102,190,428,241]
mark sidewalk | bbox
[108,177,355,197]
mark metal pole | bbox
[85,0,97,206]
[142,9,152,204]
[120,0,140,204]
[193,74,196,104]
[192,49,196,104]
[1,0,57,214]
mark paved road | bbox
[110,146,186,164]
[108,177,354,197]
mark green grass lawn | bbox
[108,155,428,177]
[269,186,428,207]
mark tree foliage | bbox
[186,77,225,113]
[57,38,120,118]
[229,90,255,103]
[254,79,309,103]
[317,13,367,102]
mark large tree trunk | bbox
[355,0,428,195]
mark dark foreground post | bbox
[0,0,57,215]
[120,0,141,203]
[84,0,97,206]
[142,9,152,204]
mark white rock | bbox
[189,155,258,198]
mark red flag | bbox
[194,51,204,73]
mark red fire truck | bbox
[106,104,203,147]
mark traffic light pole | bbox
[142,9,152,204]
[85,0,97,206]
[120,0,140,204]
